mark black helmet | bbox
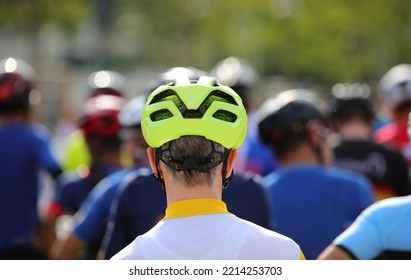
[0,57,34,112]
[257,89,325,146]
[329,83,375,123]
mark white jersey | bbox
[111,198,304,260]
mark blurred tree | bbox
[0,0,91,60]
[1,0,411,86]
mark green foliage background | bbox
[1,0,411,86]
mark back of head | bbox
[257,89,326,158]
[329,82,375,125]
[142,74,247,186]
[0,57,34,113]
[210,57,257,109]
[379,64,411,110]
[87,70,126,98]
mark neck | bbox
[278,143,320,167]
[0,111,29,125]
[336,120,372,141]
[92,151,122,168]
[164,175,222,206]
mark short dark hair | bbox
[159,136,225,186]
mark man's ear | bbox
[147,147,160,176]
[226,149,238,178]
[309,131,320,147]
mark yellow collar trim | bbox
[163,198,230,220]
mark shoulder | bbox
[367,195,411,215]
[324,166,371,185]
[231,173,264,189]
[56,170,80,185]
[373,122,398,143]
[238,218,302,259]
[85,169,129,200]
[115,167,157,197]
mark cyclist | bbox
[373,64,411,181]
[0,57,62,259]
[257,89,375,259]
[211,57,277,176]
[328,82,410,200]
[110,74,303,260]
[317,194,411,260]
[42,93,125,256]
[51,94,149,259]
[62,70,127,172]
[317,112,411,260]
[102,68,273,259]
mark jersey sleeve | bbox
[333,203,382,259]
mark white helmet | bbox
[379,64,411,108]
[210,57,257,90]
[87,70,127,98]
[118,95,146,128]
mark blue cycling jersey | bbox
[71,166,149,259]
[73,169,131,243]
[50,164,120,216]
[262,165,375,260]
[334,195,411,259]
[0,124,61,251]
[102,171,272,259]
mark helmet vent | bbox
[205,90,237,105]
[149,89,239,121]
[212,110,237,123]
[150,109,174,121]
[150,89,186,111]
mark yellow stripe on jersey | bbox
[300,250,306,260]
[163,198,232,220]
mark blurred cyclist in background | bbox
[318,193,411,260]
[318,112,411,260]
[328,82,410,200]
[374,64,411,182]
[62,70,127,172]
[41,93,125,257]
[257,89,375,259]
[211,57,278,176]
[50,94,149,259]
[0,57,62,259]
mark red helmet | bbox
[78,94,125,138]
[0,57,34,111]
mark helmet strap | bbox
[154,148,166,193]
[221,149,233,189]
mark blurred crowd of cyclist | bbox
[0,55,410,260]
